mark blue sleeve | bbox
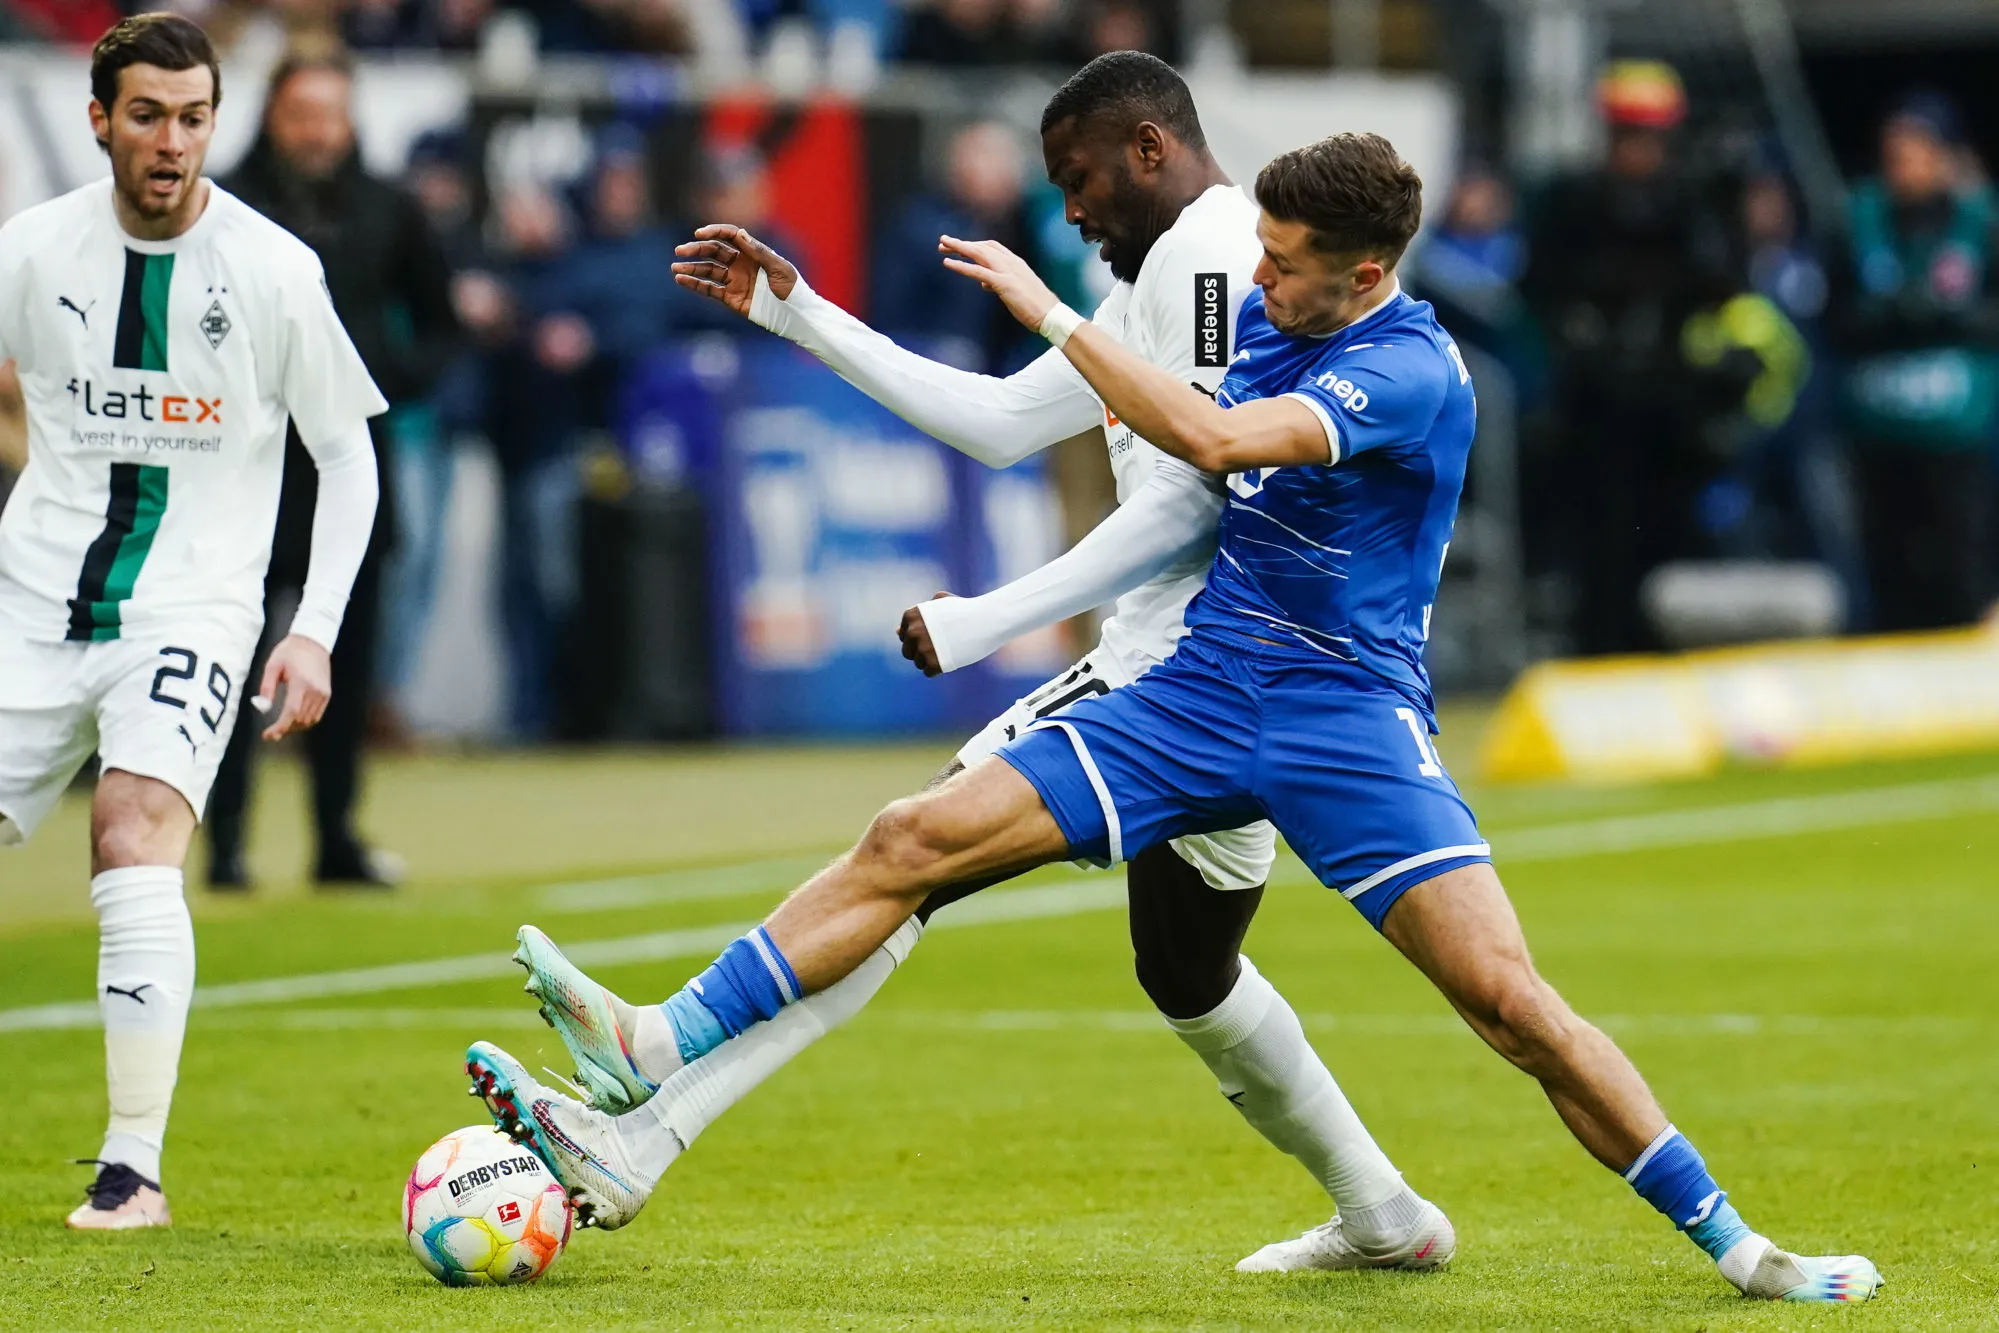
[1284,341,1449,464]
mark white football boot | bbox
[466,1040,652,1230]
[514,924,657,1113]
[1236,1197,1456,1274]
[1727,1239,1883,1302]
[64,1161,171,1230]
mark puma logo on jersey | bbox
[59,296,94,328]
[104,984,153,1004]
[177,724,200,756]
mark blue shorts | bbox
[996,632,1489,930]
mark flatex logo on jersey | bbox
[66,378,223,455]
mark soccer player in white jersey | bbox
[0,15,385,1229]
[492,53,1452,1272]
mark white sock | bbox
[1165,956,1406,1224]
[616,992,682,1085]
[1718,1234,1776,1292]
[91,867,195,1186]
[616,918,923,1180]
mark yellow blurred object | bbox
[1480,621,1999,783]
[1682,293,1812,429]
[1598,59,1687,130]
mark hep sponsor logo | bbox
[1313,371,1369,414]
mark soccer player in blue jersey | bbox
[468,133,1879,1302]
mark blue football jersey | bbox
[1185,285,1476,722]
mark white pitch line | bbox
[4,771,1996,1035]
[164,1006,1987,1040]
[1493,773,1999,862]
[0,876,1119,1033]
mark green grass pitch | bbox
[1,731,1995,1330]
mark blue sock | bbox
[659,926,802,1066]
[1624,1124,1755,1261]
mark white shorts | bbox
[0,620,256,845]
[957,643,1278,891]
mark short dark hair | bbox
[1040,50,1206,151]
[1255,133,1423,267]
[91,13,221,113]
[265,39,356,107]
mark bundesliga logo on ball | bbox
[404,1126,571,1286]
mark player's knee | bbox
[853,796,953,888]
[90,773,190,871]
[91,808,166,870]
[1485,975,1581,1074]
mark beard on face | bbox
[1096,157,1174,284]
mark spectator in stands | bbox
[1524,60,1738,654]
[899,0,1008,64]
[211,45,459,888]
[873,120,1045,372]
[1074,0,1173,61]
[1733,164,1857,580]
[1411,163,1539,402]
[1832,91,1999,631]
[482,182,595,738]
[373,128,487,739]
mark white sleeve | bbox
[917,457,1222,673]
[749,270,1101,467]
[1131,230,1248,395]
[287,419,379,652]
[280,253,390,447]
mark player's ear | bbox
[89,99,111,155]
[1132,121,1167,173]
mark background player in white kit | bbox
[506,53,1451,1272]
[0,15,384,1229]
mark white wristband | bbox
[1037,302,1086,349]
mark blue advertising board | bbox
[635,338,1070,737]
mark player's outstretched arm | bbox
[939,236,1330,473]
[898,457,1223,675]
[674,225,1099,468]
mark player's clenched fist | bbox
[672,224,800,315]
[256,634,333,740]
[897,593,956,677]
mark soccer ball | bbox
[404,1125,572,1286]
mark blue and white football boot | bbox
[466,1040,651,1230]
[513,924,658,1114]
[1732,1243,1883,1302]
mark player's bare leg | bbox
[1381,864,1880,1301]
[474,759,1070,1226]
[68,770,197,1231]
[513,756,1027,1111]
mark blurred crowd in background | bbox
[0,0,1186,78]
[4,4,1999,758]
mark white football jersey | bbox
[1077,183,1263,671]
[0,178,386,646]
